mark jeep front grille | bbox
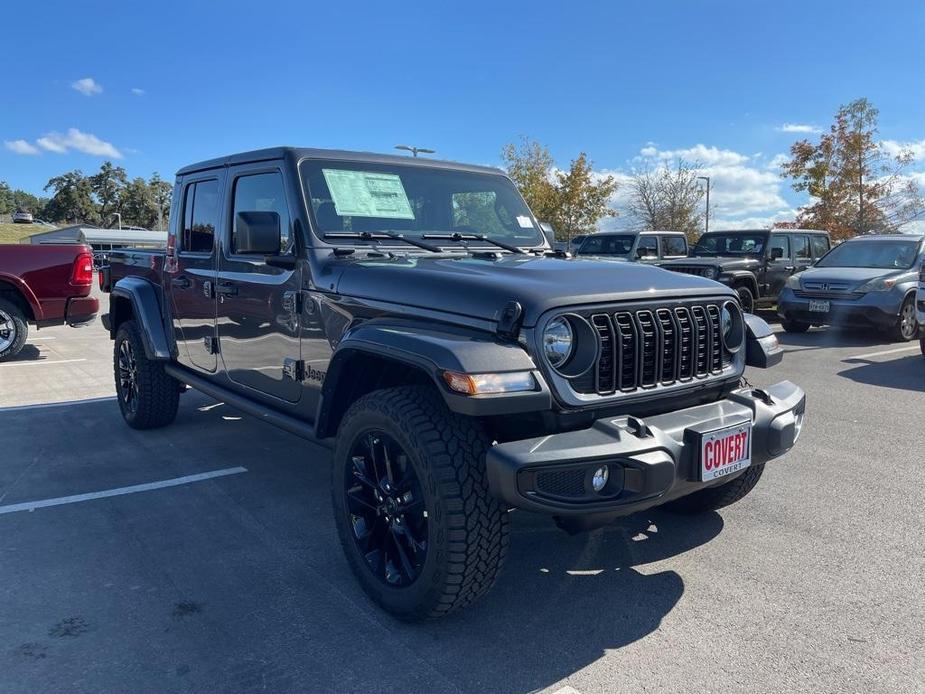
[576,301,730,396]
[665,265,715,278]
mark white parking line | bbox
[27,336,57,341]
[0,467,248,516]
[0,358,87,368]
[846,345,921,360]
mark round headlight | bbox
[543,316,574,367]
[721,301,744,352]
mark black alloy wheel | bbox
[344,430,428,588]
[117,339,140,415]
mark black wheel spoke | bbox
[390,527,416,581]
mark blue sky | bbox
[2,0,924,228]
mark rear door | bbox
[764,233,792,297]
[659,234,688,260]
[167,175,222,373]
[215,165,303,403]
[810,234,830,262]
[792,234,813,273]
[634,235,659,262]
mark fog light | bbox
[591,466,609,492]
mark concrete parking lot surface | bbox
[1,297,923,693]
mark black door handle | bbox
[216,282,238,296]
[171,276,191,289]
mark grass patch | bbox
[0,223,53,244]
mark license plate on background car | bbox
[808,299,830,312]
[700,422,752,482]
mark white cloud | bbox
[638,143,749,167]
[71,77,103,96]
[766,153,789,170]
[131,87,145,96]
[776,123,821,134]
[36,128,122,158]
[881,138,925,160]
[4,139,40,155]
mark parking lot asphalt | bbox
[1,292,924,694]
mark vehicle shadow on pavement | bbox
[838,354,925,392]
[403,510,724,693]
[775,327,894,353]
[2,344,42,362]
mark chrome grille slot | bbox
[576,298,734,398]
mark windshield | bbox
[693,233,767,257]
[300,159,544,248]
[815,239,920,269]
[576,234,634,257]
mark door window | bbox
[792,235,811,261]
[660,235,688,257]
[636,236,658,258]
[811,235,830,259]
[231,172,292,254]
[181,180,220,253]
[768,234,790,260]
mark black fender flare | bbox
[721,270,760,297]
[315,320,551,437]
[109,277,171,360]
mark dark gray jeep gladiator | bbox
[100,147,806,620]
[659,228,831,313]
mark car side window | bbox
[792,235,811,260]
[811,235,829,259]
[181,180,220,253]
[660,235,687,257]
[231,172,292,255]
[636,236,658,257]
[768,234,790,260]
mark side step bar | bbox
[164,364,321,443]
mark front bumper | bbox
[778,287,899,329]
[486,380,805,516]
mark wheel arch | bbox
[0,275,40,321]
[109,277,172,360]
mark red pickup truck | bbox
[0,244,99,361]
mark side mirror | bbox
[235,211,281,255]
[770,247,784,260]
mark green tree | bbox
[121,177,157,228]
[781,98,922,239]
[626,159,705,239]
[149,173,173,230]
[90,161,128,227]
[502,138,617,241]
[0,181,12,215]
[43,170,97,223]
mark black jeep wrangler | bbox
[659,229,831,312]
[101,148,806,620]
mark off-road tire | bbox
[113,320,179,429]
[665,463,765,514]
[0,297,28,362]
[890,295,918,342]
[331,385,510,621]
[920,336,925,358]
[781,319,809,334]
[735,285,755,314]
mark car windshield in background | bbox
[299,159,544,248]
[815,239,920,269]
[693,234,766,256]
[576,234,634,256]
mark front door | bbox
[168,175,222,373]
[764,233,792,297]
[216,167,302,403]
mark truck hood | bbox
[795,266,911,290]
[659,256,762,271]
[330,254,732,327]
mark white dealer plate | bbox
[700,422,752,482]
[808,299,830,312]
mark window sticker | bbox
[322,169,415,219]
[516,215,534,229]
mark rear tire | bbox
[0,298,28,362]
[920,336,925,358]
[665,464,765,514]
[331,385,509,621]
[891,295,918,342]
[113,320,179,429]
[781,319,810,334]
[735,285,755,314]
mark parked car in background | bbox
[0,244,99,361]
[567,234,588,254]
[576,230,688,263]
[100,146,804,621]
[11,210,34,224]
[778,234,924,341]
[659,229,831,312]
[918,256,925,356]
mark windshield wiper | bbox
[323,231,442,253]
[422,232,526,255]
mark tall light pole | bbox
[395,144,435,158]
[697,176,710,235]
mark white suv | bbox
[918,257,925,357]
